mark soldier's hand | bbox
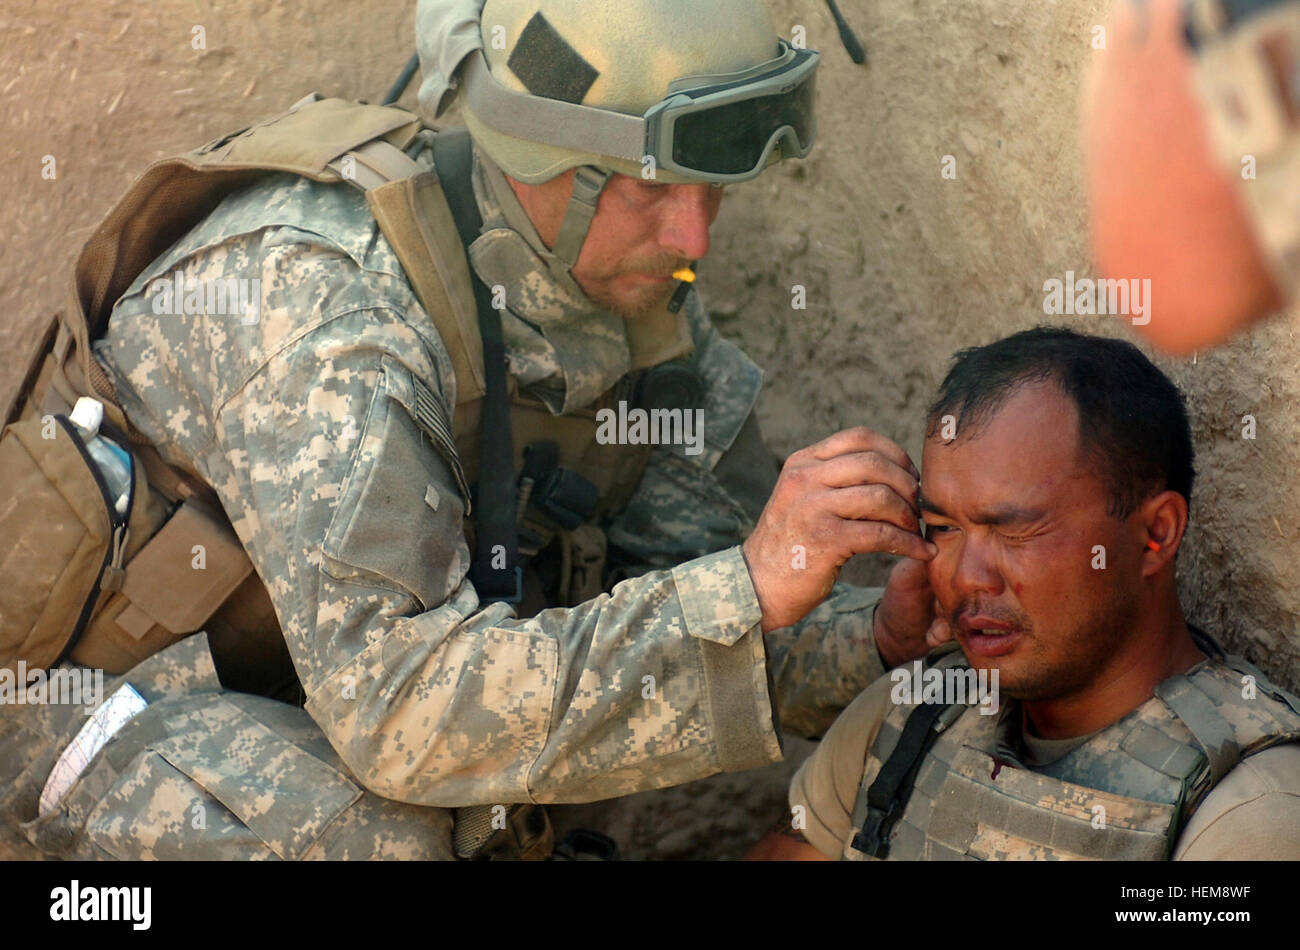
[742,427,936,634]
[873,556,952,668]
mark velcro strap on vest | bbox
[327,139,423,194]
[1119,720,1208,781]
[1155,675,1241,785]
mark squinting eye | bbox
[924,524,956,540]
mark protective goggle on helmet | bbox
[461,39,819,184]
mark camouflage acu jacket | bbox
[89,141,887,807]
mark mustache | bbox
[951,600,1031,632]
[616,254,691,278]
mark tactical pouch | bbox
[72,498,253,674]
[0,412,160,674]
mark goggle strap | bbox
[552,166,611,276]
[463,51,645,162]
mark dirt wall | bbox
[3,0,1296,860]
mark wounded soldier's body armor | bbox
[845,631,1300,860]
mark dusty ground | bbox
[3,0,1297,860]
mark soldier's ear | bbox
[1138,490,1188,576]
[505,170,577,249]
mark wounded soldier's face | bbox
[919,382,1150,702]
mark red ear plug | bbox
[1146,540,1162,553]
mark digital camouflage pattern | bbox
[0,140,887,858]
[842,645,1300,861]
[0,635,454,859]
[1190,0,1300,298]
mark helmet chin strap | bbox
[546,165,611,298]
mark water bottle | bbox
[69,397,133,517]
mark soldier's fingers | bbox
[842,518,936,562]
[827,484,921,533]
[886,554,932,593]
[815,452,919,508]
[924,616,952,649]
[806,427,918,479]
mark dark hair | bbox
[925,327,1195,519]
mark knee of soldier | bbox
[65,692,453,860]
[305,791,455,860]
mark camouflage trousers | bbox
[0,635,454,860]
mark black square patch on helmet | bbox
[506,12,599,104]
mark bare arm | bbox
[745,815,831,861]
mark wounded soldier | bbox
[749,327,1300,861]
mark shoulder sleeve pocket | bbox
[320,356,471,610]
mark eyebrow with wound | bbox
[918,492,1046,526]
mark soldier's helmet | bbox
[418,0,820,185]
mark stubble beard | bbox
[585,281,677,321]
[579,250,687,320]
[995,591,1140,702]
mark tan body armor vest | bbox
[1,96,653,693]
[845,638,1300,860]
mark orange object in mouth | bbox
[672,268,697,283]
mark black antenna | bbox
[824,0,867,64]
[383,52,421,106]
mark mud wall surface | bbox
[3,0,1296,860]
